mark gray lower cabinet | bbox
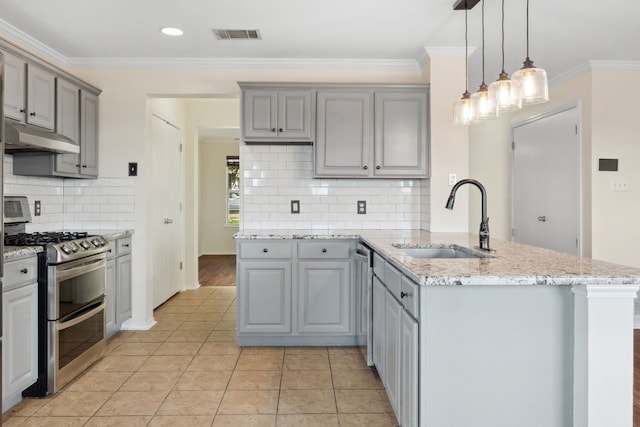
[237,261,292,334]
[372,253,420,426]
[236,239,356,345]
[106,236,132,337]
[2,256,38,411]
[315,86,429,178]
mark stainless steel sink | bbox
[393,245,492,259]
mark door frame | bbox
[510,102,583,255]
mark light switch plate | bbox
[291,200,300,214]
[357,200,366,214]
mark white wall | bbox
[199,139,239,254]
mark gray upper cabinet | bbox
[79,91,99,177]
[374,90,429,177]
[55,79,81,175]
[315,90,372,177]
[241,85,314,142]
[3,51,55,130]
[315,85,429,179]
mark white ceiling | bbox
[1,0,640,89]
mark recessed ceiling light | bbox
[160,27,184,37]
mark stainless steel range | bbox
[4,196,110,395]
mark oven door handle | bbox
[56,257,106,282]
[57,300,105,331]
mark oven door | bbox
[49,253,107,321]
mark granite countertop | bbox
[4,246,44,260]
[235,229,640,286]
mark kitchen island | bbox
[235,230,640,427]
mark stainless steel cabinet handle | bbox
[537,216,547,222]
[20,268,28,274]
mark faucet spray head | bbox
[445,195,456,210]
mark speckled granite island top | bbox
[235,229,640,286]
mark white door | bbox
[512,107,580,255]
[151,114,183,308]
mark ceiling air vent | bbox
[213,29,261,40]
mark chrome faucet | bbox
[445,178,490,251]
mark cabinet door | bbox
[2,283,38,399]
[372,276,386,382]
[79,91,99,177]
[105,258,117,337]
[315,91,372,177]
[237,261,292,334]
[117,254,132,325]
[277,89,313,140]
[384,289,402,419]
[297,261,352,334]
[3,51,26,122]
[400,309,419,427]
[242,89,277,139]
[55,79,81,175]
[374,90,428,177]
[26,64,56,130]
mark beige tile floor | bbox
[3,286,398,426]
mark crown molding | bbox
[64,57,421,69]
[0,19,68,66]
[550,60,640,87]
[420,46,478,66]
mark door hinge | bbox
[179,143,183,153]
[576,238,579,249]
[179,261,183,270]
[512,141,515,150]
[511,228,515,237]
[575,124,578,135]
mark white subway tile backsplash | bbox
[240,145,431,231]
[4,155,135,232]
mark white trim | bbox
[550,60,640,87]
[572,284,640,299]
[421,46,477,65]
[0,19,67,66]
[119,318,157,331]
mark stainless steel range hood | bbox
[4,120,80,154]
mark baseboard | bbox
[120,317,157,331]
[183,282,201,290]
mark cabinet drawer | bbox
[4,256,38,291]
[384,261,402,299]
[297,241,351,259]
[116,237,132,256]
[239,241,292,259]
[400,276,419,319]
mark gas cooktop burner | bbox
[4,231,90,246]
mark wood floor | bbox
[199,255,236,286]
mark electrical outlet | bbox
[357,200,367,214]
[34,200,41,216]
[448,173,457,186]
[291,200,300,214]
[610,180,629,191]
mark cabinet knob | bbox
[122,244,130,248]
[376,165,381,170]
[19,108,25,113]
[29,112,36,117]
[263,248,268,253]
[82,165,88,168]
[321,248,327,253]
[279,128,283,133]
[75,164,80,167]
[400,291,409,298]
[271,128,276,133]
[363,166,368,170]
[20,268,28,274]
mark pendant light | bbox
[470,0,497,121]
[512,0,549,105]
[453,4,477,125]
[488,0,521,112]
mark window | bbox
[226,156,240,226]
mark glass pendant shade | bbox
[512,58,549,104]
[453,91,477,125]
[471,83,497,120]
[489,71,522,112]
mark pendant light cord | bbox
[500,0,505,72]
[525,0,530,60]
[465,5,469,92]
[481,0,485,84]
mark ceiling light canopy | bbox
[160,27,184,37]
